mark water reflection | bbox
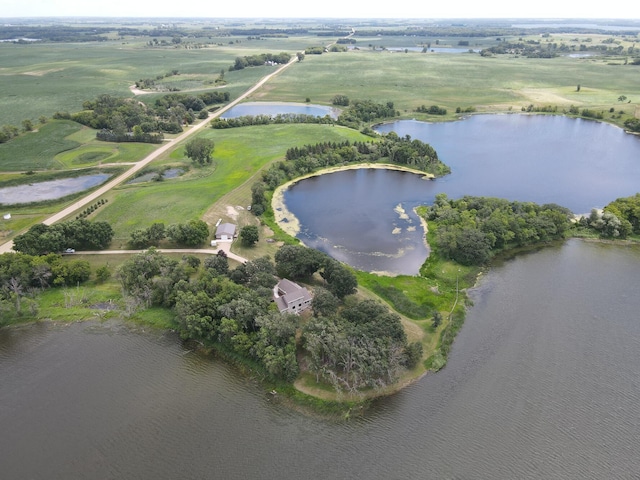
[0,174,110,205]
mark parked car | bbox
[64,248,75,254]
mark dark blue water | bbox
[282,115,640,274]
[375,115,640,214]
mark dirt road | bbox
[0,55,299,254]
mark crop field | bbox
[253,47,640,118]
[0,35,315,127]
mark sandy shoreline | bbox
[271,162,435,254]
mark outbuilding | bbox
[215,223,236,241]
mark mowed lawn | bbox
[92,123,370,244]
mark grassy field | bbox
[0,120,157,172]
[0,33,319,127]
[89,124,370,245]
[252,48,640,125]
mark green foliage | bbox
[274,244,325,280]
[166,219,209,247]
[239,225,259,246]
[337,100,397,128]
[604,193,640,234]
[184,137,215,165]
[13,219,114,255]
[321,259,357,299]
[416,105,447,115]
[229,52,291,71]
[425,194,573,265]
[332,95,350,106]
[303,300,408,392]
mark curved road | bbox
[0,55,300,255]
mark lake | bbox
[221,102,339,119]
[281,115,640,274]
[1,239,639,479]
[0,173,111,205]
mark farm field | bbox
[254,48,640,121]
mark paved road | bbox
[0,55,299,255]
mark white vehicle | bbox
[64,248,75,254]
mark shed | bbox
[215,223,236,241]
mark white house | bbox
[215,223,236,241]
[273,279,312,314]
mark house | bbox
[215,223,236,241]
[273,279,312,314]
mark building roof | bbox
[273,279,313,313]
[215,223,236,237]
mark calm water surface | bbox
[222,102,338,119]
[1,240,639,479]
[0,174,110,205]
[283,115,640,274]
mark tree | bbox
[322,259,358,299]
[239,225,259,247]
[185,137,215,165]
[166,220,209,246]
[311,287,339,317]
[275,244,325,280]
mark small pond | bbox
[126,168,183,185]
[282,115,640,275]
[0,173,111,205]
[221,102,339,119]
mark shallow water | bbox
[0,173,110,205]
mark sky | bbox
[2,0,640,20]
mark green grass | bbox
[0,36,313,127]
[0,120,82,171]
[55,142,157,168]
[92,123,369,244]
[253,49,640,126]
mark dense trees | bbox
[64,91,229,143]
[0,252,93,321]
[111,245,411,391]
[13,220,114,256]
[229,52,291,70]
[239,225,259,246]
[425,194,574,265]
[576,193,640,239]
[185,137,215,165]
[303,300,411,392]
[165,219,210,247]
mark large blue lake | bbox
[282,115,640,274]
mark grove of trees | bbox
[13,219,114,256]
[425,194,574,265]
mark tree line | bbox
[250,134,446,215]
[424,194,574,265]
[229,52,291,71]
[54,91,229,142]
[12,219,114,256]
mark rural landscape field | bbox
[2,15,640,479]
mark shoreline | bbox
[271,162,435,239]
